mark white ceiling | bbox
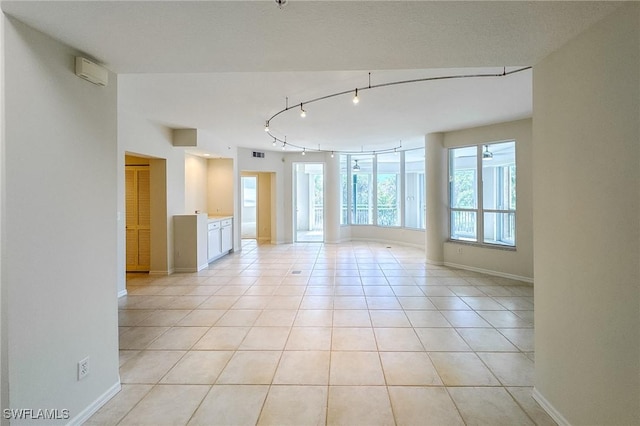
[1,1,623,155]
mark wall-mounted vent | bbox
[252,151,265,158]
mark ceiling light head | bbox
[301,148,306,156]
[331,151,335,158]
[352,88,359,104]
[272,138,277,147]
[352,159,361,171]
[483,145,493,160]
[300,104,306,118]
[282,142,286,151]
[275,0,288,8]
[264,121,270,132]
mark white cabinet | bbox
[221,218,233,253]
[207,221,222,261]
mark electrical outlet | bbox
[78,357,89,381]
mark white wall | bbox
[207,158,234,216]
[442,119,533,281]
[532,4,639,424]
[185,154,208,214]
[118,112,186,276]
[3,17,119,424]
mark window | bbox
[351,155,374,225]
[449,141,516,247]
[404,148,426,229]
[377,152,401,227]
[340,155,348,225]
[340,150,426,229]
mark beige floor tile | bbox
[274,285,306,296]
[334,286,364,296]
[273,351,331,386]
[405,310,451,327]
[415,328,471,351]
[286,327,332,350]
[362,285,395,296]
[258,385,327,426]
[327,386,394,426]
[397,296,438,310]
[374,328,424,351]
[300,295,334,309]
[161,351,233,384]
[391,285,425,296]
[333,310,372,327]
[216,309,261,326]
[366,296,402,310]
[120,350,186,384]
[420,285,457,296]
[499,328,535,352]
[254,309,297,326]
[380,352,442,385]
[119,326,169,350]
[478,310,533,328]
[118,310,153,326]
[441,310,492,327]
[147,327,209,350]
[232,295,272,309]
[293,310,333,327]
[216,351,281,384]
[85,384,153,425]
[460,296,507,310]
[245,285,277,295]
[329,351,385,385]
[198,295,239,309]
[265,295,303,309]
[507,387,558,426]
[448,286,487,297]
[493,296,535,310]
[177,310,225,326]
[119,350,140,367]
[428,296,471,310]
[188,385,269,426]
[388,386,464,426]
[369,310,411,327]
[331,327,377,350]
[119,385,209,425]
[478,352,535,386]
[448,387,535,426]
[167,295,209,310]
[429,352,500,386]
[457,328,519,352]
[239,327,291,350]
[192,327,250,350]
[333,296,368,309]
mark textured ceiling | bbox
[1,1,623,154]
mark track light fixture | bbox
[331,151,335,158]
[301,148,306,156]
[483,145,493,160]
[272,137,277,147]
[263,67,531,155]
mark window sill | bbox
[447,240,517,252]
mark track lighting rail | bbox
[265,66,531,155]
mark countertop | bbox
[208,215,233,222]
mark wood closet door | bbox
[125,166,151,272]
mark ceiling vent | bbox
[252,151,265,158]
[75,57,108,86]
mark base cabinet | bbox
[173,213,209,272]
[208,217,233,263]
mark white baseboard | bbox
[68,381,121,426]
[443,261,533,283]
[149,270,171,276]
[117,289,127,298]
[532,387,571,426]
[426,259,444,266]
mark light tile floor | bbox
[87,241,556,426]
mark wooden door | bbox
[126,166,151,271]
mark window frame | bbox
[448,141,517,249]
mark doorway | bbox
[294,163,324,242]
[241,175,257,239]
